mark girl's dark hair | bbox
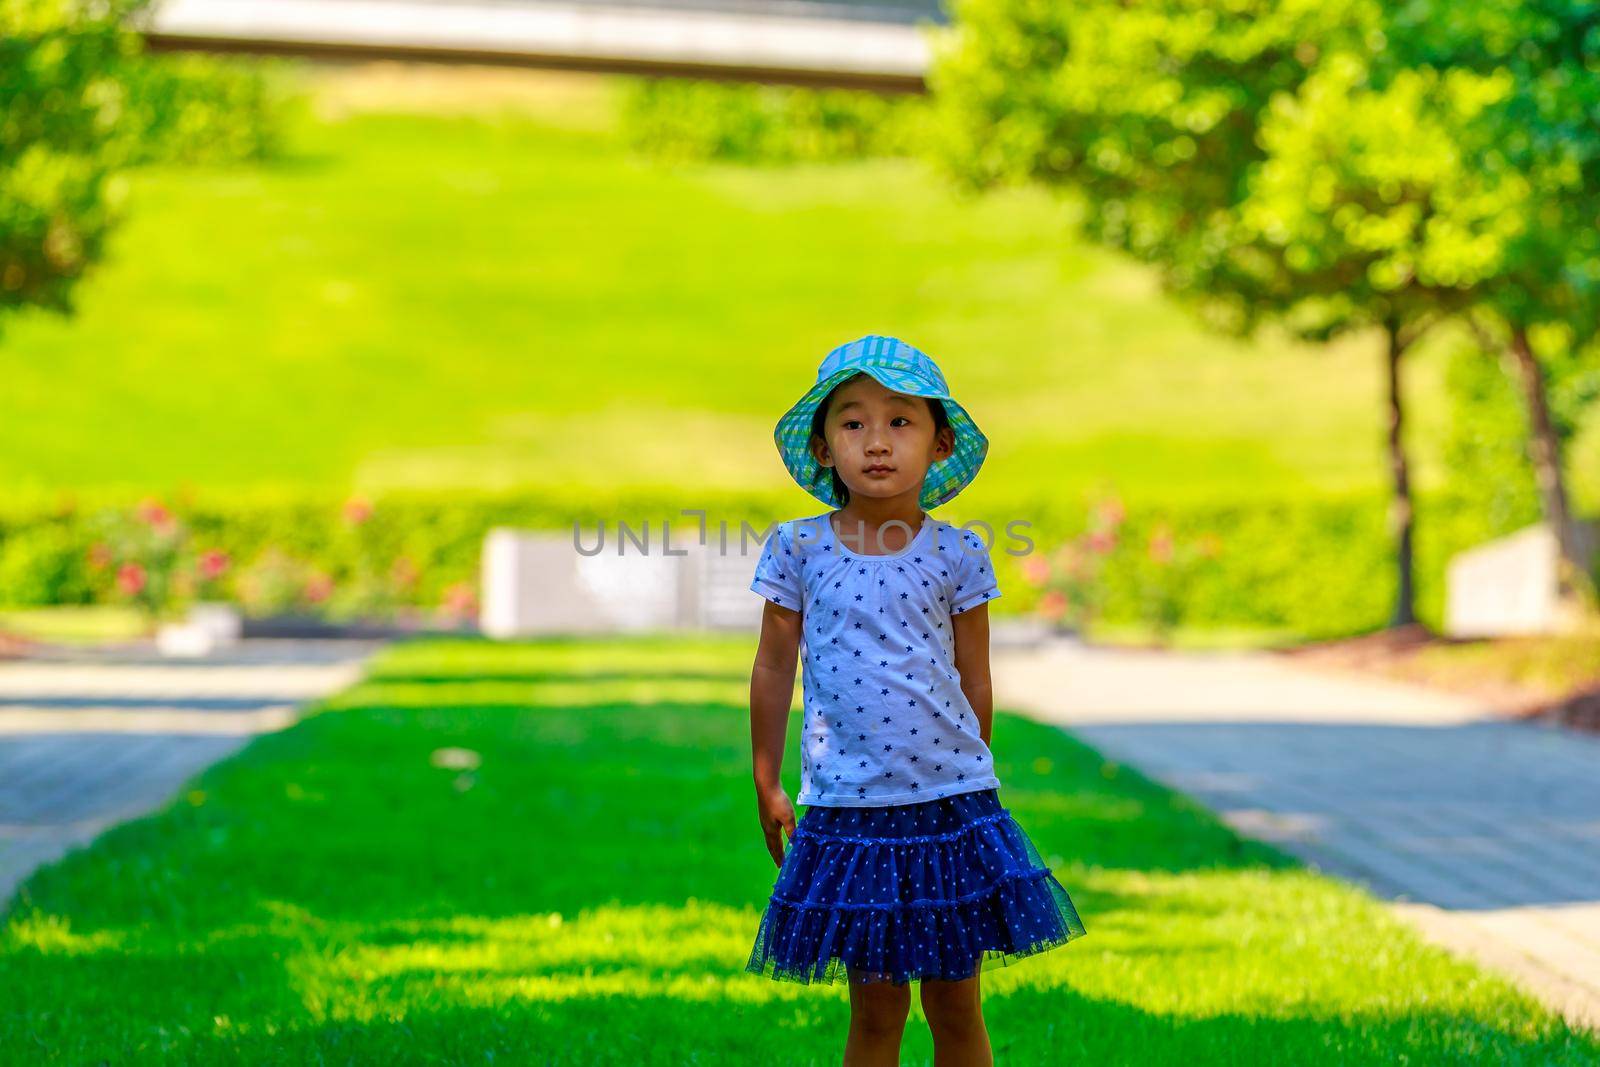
[809,375,952,506]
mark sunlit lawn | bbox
[10,63,1584,511]
[2,635,1592,1063]
[0,607,150,645]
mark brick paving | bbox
[0,640,382,908]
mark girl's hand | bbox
[756,783,797,868]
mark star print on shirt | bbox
[747,513,1002,805]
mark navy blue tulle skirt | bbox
[746,788,1087,986]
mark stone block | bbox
[1445,519,1599,637]
[479,524,769,637]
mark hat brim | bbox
[773,366,988,510]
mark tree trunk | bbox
[1384,322,1416,628]
[1507,325,1594,609]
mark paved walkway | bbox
[0,640,382,908]
[993,637,1600,1033]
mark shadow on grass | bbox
[6,919,1590,1065]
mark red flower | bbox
[1039,590,1068,621]
[116,562,147,597]
[198,549,230,580]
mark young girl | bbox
[745,334,1088,1063]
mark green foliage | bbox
[928,0,1386,338]
[0,486,1557,637]
[0,0,142,314]
[926,0,1600,349]
[998,487,1537,639]
[1241,52,1517,335]
[1,0,292,321]
[1440,319,1600,526]
[617,76,932,163]
[927,0,1600,624]
[114,52,298,166]
[0,520,95,606]
[86,500,195,620]
[1440,340,1542,531]
[1379,1,1600,342]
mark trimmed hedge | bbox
[0,485,1558,637]
[617,76,932,164]
[117,51,297,167]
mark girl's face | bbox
[811,375,954,505]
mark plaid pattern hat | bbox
[774,334,988,510]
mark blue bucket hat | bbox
[775,334,988,510]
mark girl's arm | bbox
[751,598,803,867]
[952,602,994,747]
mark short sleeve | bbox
[949,529,1002,615]
[750,522,803,611]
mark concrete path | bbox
[0,640,382,909]
[993,637,1600,1033]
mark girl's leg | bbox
[844,966,910,1067]
[920,969,992,1067]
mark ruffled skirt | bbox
[746,787,1087,986]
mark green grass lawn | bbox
[12,63,1590,512]
[0,606,150,644]
[3,634,1592,1063]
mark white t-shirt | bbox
[750,510,1003,806]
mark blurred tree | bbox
[1383,0,1600,611]
[0,0,143,319]
[926,0,1435,627]
[926,0,1599,627]
[1,1,287,326]
[1235,51,1521,626]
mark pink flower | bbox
[1055,544,1085,578]
[391,556,419,590]
[86,542,113,571]
[1149,525,1173,564]
[116,562,147,597]
[1095,496,1125,528]
[442,581,477,620]
[1039,590,1068,621]
[342,497,373,525]
[1086,528,1117,555]
[198,549,230,581]
[1022,555,1052,585]
[136,498,175,531]
[303,573,334,604]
